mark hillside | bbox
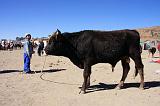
[136,26,160,40]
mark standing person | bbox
[157,42,160,58]
[148,47,156,58]
[23,34,34,73]
[1,40,5,50]
[10,41,14,50]
[37,40,44,56]
[148,41,156,58]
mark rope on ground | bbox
[39,55,81,86]
[40,73,81,85]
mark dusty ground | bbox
[0,49,160,106]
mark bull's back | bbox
[82,30,140,62]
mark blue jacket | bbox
[24,40,33,57]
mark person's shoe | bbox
[26,71,32,74]
[23,70,32,74]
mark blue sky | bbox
[0,0,160,40]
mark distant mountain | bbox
[136,26,160,40]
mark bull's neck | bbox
[67,35,81,56]
[64,36,83,68]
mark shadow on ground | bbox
[84,81,160,93]
[0,69,66,74]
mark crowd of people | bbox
[0,40,23,50]
[0,38,46,56]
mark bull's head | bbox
[45,29,84,69]
[45,29,66,55]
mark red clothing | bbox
[152,59,160,63]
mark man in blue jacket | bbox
[23,34,34,73]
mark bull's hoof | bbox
[139,87,144,90]
[139,83,144,90]
[79,90,86,94]
[115,86,121,90]
[115,83,123,90]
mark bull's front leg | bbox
[79,63,91,94]
[116,58,130,89]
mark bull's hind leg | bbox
[138,68,144,89]
[130,52,144,89]
[86,76,90,88]
[116,57,130,89]
[80,63,91,94]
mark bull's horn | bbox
[56,29,61,35]
[55,29,61,40]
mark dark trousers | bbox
[38,48,43,56]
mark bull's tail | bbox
[133,68,138,78]
[111,64,116,72]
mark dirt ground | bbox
[0,49,160,106]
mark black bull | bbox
[45,29,144,94]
